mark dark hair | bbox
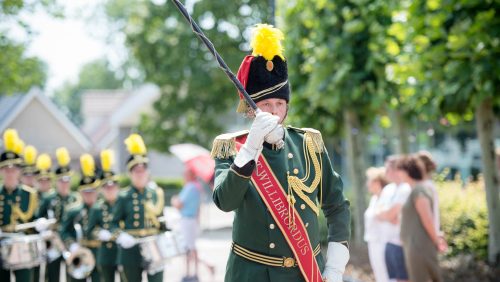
[416,151,437,174]
[396,155,425,181]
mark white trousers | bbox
[367,241,394,282]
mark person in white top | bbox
[364,167,391,282]
[376,156,411,282]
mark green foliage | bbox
[104,0,269,151]
[438,180,488,260]
[0,0,60,95]
[52,58,125,125]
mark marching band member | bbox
[36,148,80,281]
[211,24,351,282]
[0,129,38,281]
[60,154,101,282]
[87,150,120,282]
[112,133,164,282]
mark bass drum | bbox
[139,231,187,274]
[1,233,46,270]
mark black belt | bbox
[231,242,321,268]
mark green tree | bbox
[53,58,124,125]
[403,0,500,264]
[283,0,401,244]
[104,0,269,150]
[0,0,59,95]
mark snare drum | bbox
[1,234,46,270]
[139,231,187,274]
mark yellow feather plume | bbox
[24,146,38,165]
[3,128,19,152]
[124,134,147,155]
[36,154,52,171]
[100,149,114,172]
[14,139,25,155]
[56,147,71,167]
[80,154,95,177]
[250,24,285,61]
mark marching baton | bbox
[171,0,260,113]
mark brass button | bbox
[283,257,295,267]
[269,224,275,230]
[107,242,113,248]
[300,204,306,210]
[134,214,140,219]
[132,193,138,198]
[133,200,139,205]
[288,153,293,159]
[133,221,140,227]
[305,222,309,228]
[293,168,299,175]
[134,206,139,211]
[269,243,275,249]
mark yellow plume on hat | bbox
[124,134,147,155]
[250,24,285,61]
[36,154,52,171]
[24,145,38,165]
[14,139,25,155]
[3,129,19,152]
[56,147,71,167]
[100,149,114,172]
[80,154,95,177]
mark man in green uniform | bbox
[0,129,38,282]
[60,154,100,282]
[112,133,164,282]
[211,24,350,282]
[87,149,120,282]
[35,148,80,282]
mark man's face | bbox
[1,166,21,188]
[81,190,98,205]
[101,183,119,202]
[37,178,52,193]
[21,174,36,187]
[56,177,71,197]
[129,164,149,189]
[256,98,288,124]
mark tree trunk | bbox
[344,109,367,245]
[395,110,410,154]
[475,98,500,265]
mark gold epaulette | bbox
[287,126,324,153]
[13,185,38,222]
[65,201,82,212]
[210,130,249,159]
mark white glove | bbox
[98,229,112,241]
[264,124,285,145]
[234,111,279,167]
[322,242,350,282]
[69,243,80,253]
[116,232,137,249]
[35,217,51,232]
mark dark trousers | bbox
[98,265,117,282]
[67,267,99,282]
[120,266,162,282]
[0,267,33,282]
[33,265,40,282]
[46,257,62,282]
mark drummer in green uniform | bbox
[60,154,101,282]
[0,129,38,281]
[211,24,351,282]
[87,149,120,282]
[35,148,80,282]
[112,133,165,282]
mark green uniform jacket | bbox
[212,127,350,282]
[0,184,38,230]
[87,199,119,266]
[60,203,101,251]
[36,191,80,224]
[111,184,164,266]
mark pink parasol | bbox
[169,143,215,183]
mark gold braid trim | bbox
[287,130,324,216]
[210,130,248,159]
[144,187,165,228]
[11,185,38,223]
